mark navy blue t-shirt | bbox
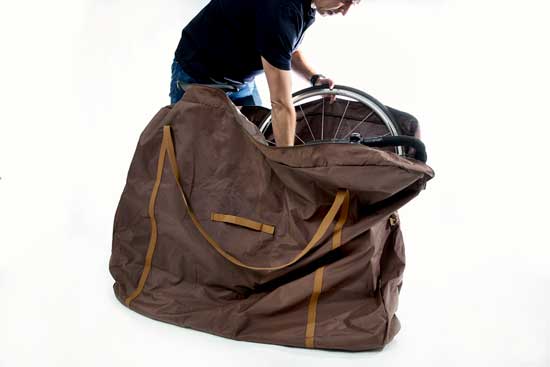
[175,0,316,84]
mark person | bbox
[170,0,361,146]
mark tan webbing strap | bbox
[211,213,275,235]
[124,131,168,307]
[305,267,325,348]
[163,125,350,271]
[305,190,350,348]
[332,190,349,250]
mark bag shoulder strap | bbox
[125,125,349,306]
[163,125,350,271]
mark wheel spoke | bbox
[295,134,306,145]
[299,105,316,141]
[333,100,350,140]
[342,111,374,139]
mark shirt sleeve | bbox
[256,3,302,70]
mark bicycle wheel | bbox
[258,85,404,157]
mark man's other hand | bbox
[314,76,336,104]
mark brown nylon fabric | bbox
[110,85,434,351]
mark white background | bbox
[1,0,549,366]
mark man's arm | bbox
[291,49,335,88]
[261,56,296,147]
[291,49,316,82]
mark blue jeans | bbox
[170,58,262,106]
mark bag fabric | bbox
[109,86,434,351]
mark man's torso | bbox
[175,0,315,84]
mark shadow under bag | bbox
[109,86,434,351]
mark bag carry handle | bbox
[163,125,350,271]
[211,213,276,235]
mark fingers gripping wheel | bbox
[258,85,427,162]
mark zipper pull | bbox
[389,213,399,227]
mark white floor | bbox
[1,0,549,366]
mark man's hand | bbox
[313,76,336,103]
[291,50,337,103]
[314,76,335,89]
